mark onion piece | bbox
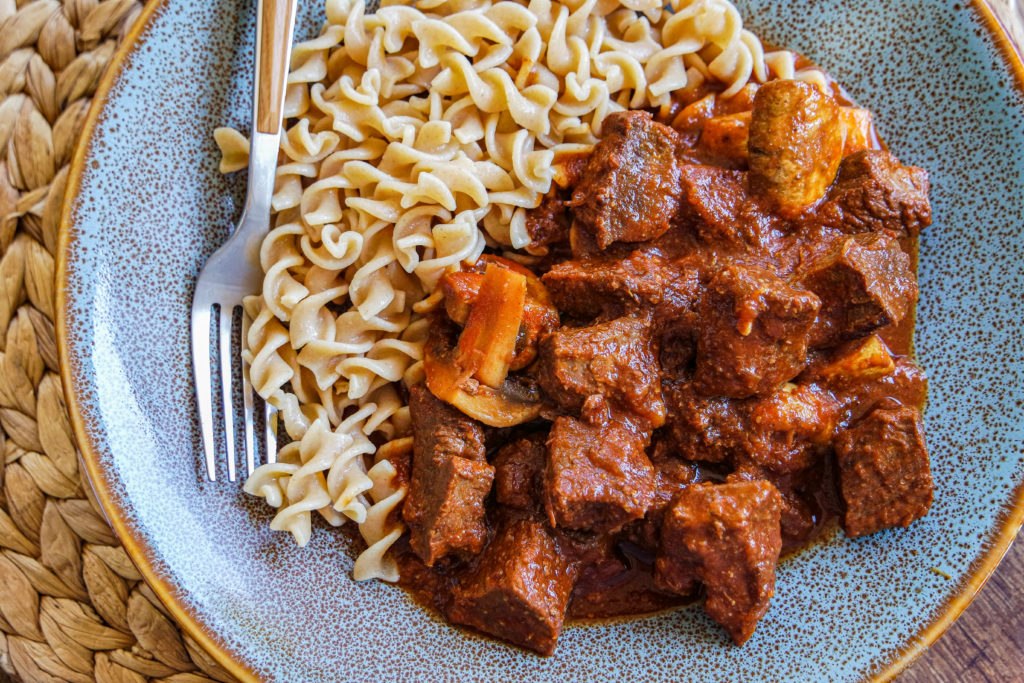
[455,263,526,389]
[425,332,542,428]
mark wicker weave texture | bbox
[0,1,237,681]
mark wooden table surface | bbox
[900,537,1024,681]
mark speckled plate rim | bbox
[54,1,1024,681]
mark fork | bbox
[191,0,298,482]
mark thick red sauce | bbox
[386,69,930,642]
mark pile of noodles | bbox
[216,0,822,581]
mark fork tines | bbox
[192,302,277,482]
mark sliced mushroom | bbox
[424,316,542,428]
[748,79,843,217]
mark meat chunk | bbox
[662,380,740,464]
[493,434,546,512]
[448,518,575,656]
[677,164,779,247]
[694,264,821,398]
[748,79,843,217]
[812,150,931,237]
[525,191,571,250]
[542,252,662,320]
[663,379,838,472]
[623,442,701,553]
[835,405,932,537]
[655,481,783,645]
[541,250,700,325]
[525,151,591,251]
[537,314,666,428]
[569,111,683,248]
[407,384,486,464]
[403,385,494,565]
[798,233,917,347]
[406,457,494,565]
[544,416,655,533]
[728,464,831,552]
[742,382,840,471]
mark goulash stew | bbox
[389,78,932,655]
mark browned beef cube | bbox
[663,379,838,472]
[448,518,575,656]
[407,457,494,564]
[544,417,655,533]
[694,264,821,398]
[542,253,657,320]
[537,314,666,428]
[403,385,494,565]
[749,80,843,218]
[569,111,683,248]
[679,163,745,232]
[741,382,840,472]
[655,481,783,645]
[728,464,827,552]
[624,442,701,553]
[799,233,918,347]
[525,191,571,250]
[678,164,743,233]
[542,250,701,323]
[493,434,546,512]
[662,380,740,464]
[813,150,931,237]
[407,384,486,463]
[835,405,932,537]
[543,252,701,377]
[677,164,779,247]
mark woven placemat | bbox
[0,1,236,681]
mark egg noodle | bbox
[215,0,823,582]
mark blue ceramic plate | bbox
[58,1,1024,681]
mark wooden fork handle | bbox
[255,0,297,135]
